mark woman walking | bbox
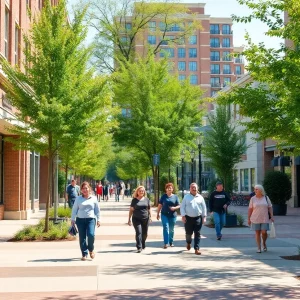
[156,183,180,249]
[128,186,152,253]
[71,181,100,260]
[248,184,274,253]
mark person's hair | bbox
[165,182,174,190]
[190,182,198,188]
[254,184,265,195]
[81,181,91,194]
[133,185,147,198]
[71,179,76,183]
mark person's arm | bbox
[128,207,134,226]
[157,204,162,220]
[148,199,152,222]
[170,195,180,211]
[180,196,186,223]
[94,198,100,227]
[201,196,207,223]
[267,196,274,222]
[71,197,79,225]
[248,199,253,226]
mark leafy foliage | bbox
[49,207,72,218]
[217,0,300,150]
[203,106,248,193]
[263,171,292,205]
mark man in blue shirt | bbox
[66,179,80,208]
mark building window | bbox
[170,23,181,31]
[223,77,231,86]
[235,65,242,75]
[190,75,198,85]
[161,35,174,45]
[178,48,186,58]
[179,74,186,81]
[211,90,217,96]
[125,23,132,30]
[210,38,220,48]
[240,169,249,192]
[30,152,40,201]
[210,24,220,34]
[160,48,174,58]
[5,7,10,59]
[148,21,156,31]
[222,51,231,61]
[189,35,197,44]
[189,61,197,71]
[178,61,186,71]
[15,23,20,65]
[210,64,220,74]
[147,35,156,44]
[210,77,220,87]
[222,38,230,48]
[223,64,231,74]
[222,24,231,34]
[210,51,220,61]
[189,48,197,58]
[159,22,166,31]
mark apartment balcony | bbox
[222,30,233,35]
[234,58,244,64]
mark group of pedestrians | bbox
[128,181,275,256]
[68,179,274,260]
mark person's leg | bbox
[168,216,176,246]
[132,217,142,250]
[86,218,96,256]
[76,218,88,258]
[255,230,262,252]
[184,216,193,249]
[219,212,226,238]
[213,212,221,238]
[193,216,202,250]
[261,229,268,250]
[141,218,149,249]
[161,214,169,246]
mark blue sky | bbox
[67,0,282,49]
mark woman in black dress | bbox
[128,186,152,253]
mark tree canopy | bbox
[217,0,300,151]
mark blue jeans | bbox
[161,214,176,245]
[213,212,226,237]
[76,218,96,257]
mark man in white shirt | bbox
[180,182,207,255]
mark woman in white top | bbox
[71,181,100,260]
[248,184,274,253]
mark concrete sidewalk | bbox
[0,197,300,299]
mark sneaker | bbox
[217,236,221,240]
[137,249,142,253]
[186,243,191,251]
[170,243,174,247]
[195,249,201,255]
[89,251,95,259]
[81,256,87,261]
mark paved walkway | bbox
[0,197,300,299]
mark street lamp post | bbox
[196,134,203,193]
[190,149,195,183]
[180,150,185,199]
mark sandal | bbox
[263,246,267,252]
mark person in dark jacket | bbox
[209,181,231,240]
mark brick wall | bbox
[0,204,4,220]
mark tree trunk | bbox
[64,163,68,209]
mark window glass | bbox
[189,48,197,58]
[210,51,220,61]
[222,51,231,61]
[190,75,198,85]
[178,61,186,71]
[189,35,197,44]
[210,77,220,87]
[210,24,220,34]
[210,64,220,74]
[189,61,197,71]
[210,38,220,47]
[222,24,231,34]
[222,38,230,48]
[223,64,231,74]
[235,65,242,75]
[178,48,186,58]
[147,35,156,44]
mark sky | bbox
[67,0,282,49]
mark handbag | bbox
[68,224,78,236]
[265,196,271,219]
[269,222,276,238]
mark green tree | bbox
[113,54,204,204]
[0,1,109,231]
[80,0,200,73]
[202,105,248,193]
[217,0,300,150]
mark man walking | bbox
[66,179,80,208]
[209,181,231,240]
[180,183,207,255]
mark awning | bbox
[271,156,290,167]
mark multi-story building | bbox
[0,0,58,220]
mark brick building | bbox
[0,0,58,220]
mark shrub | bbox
[237,214,245,226]
[49,207,72,218]
[207,215,215,227]
[14,219,70,241]
[263,171,292,205]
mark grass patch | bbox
[49,207,72,218]
[13,218,71,241]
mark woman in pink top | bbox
[248,184,274,253]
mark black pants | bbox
[132,217,149,250]
[185,215,203,250]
